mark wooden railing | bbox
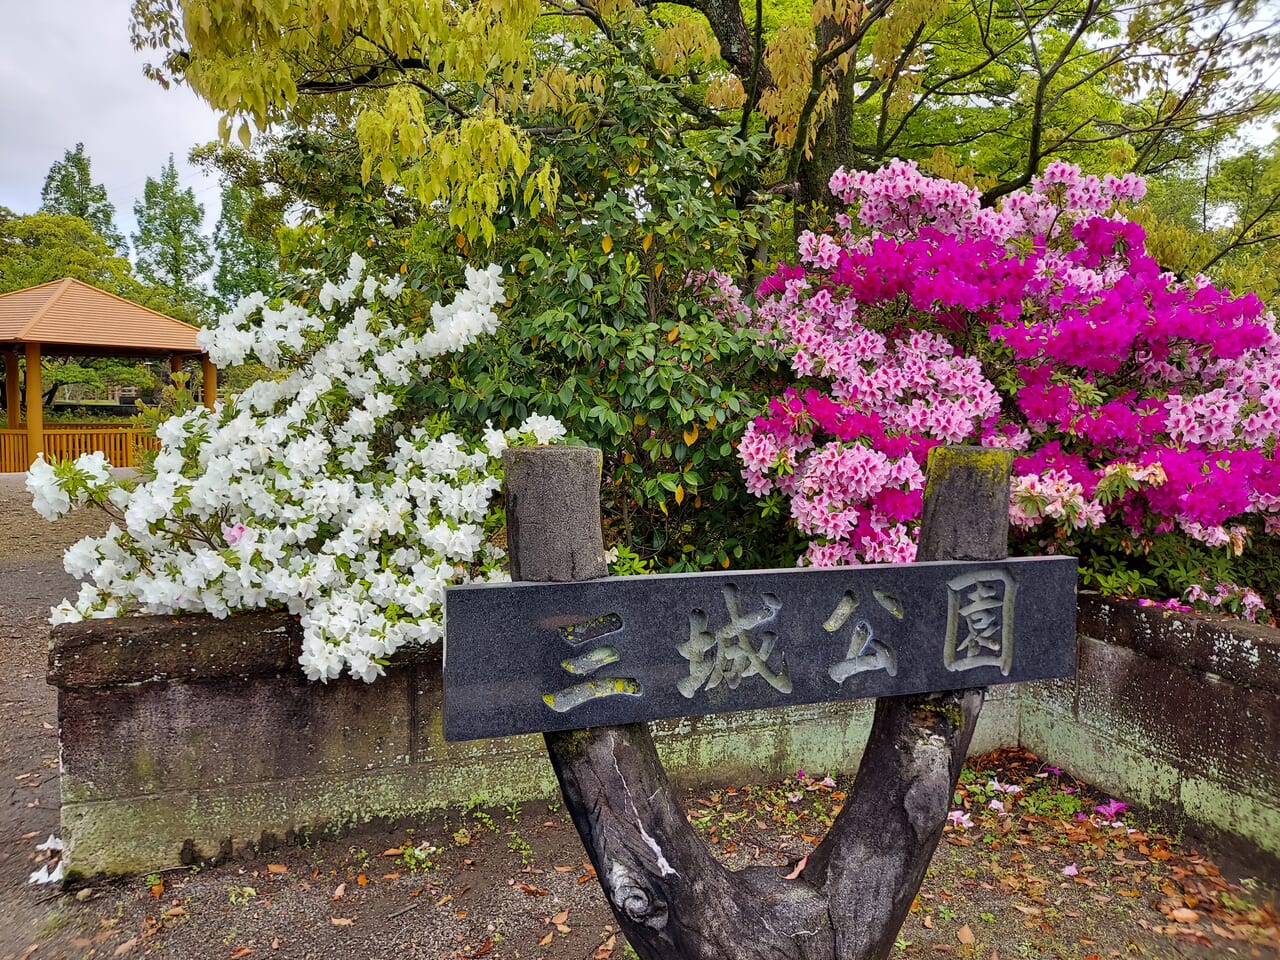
[0,431,27,474]
[0,428,158,473]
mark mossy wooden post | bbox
[503,444,1013,960]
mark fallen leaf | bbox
[330,918,354,927]
[382,848,403,857]
[594,933,617,959]
[332,883,346,901]
[266,864,288,875]
[538,932,553,946]
[231,948,253,958]
[149,882,164,898]
[270,938,280,950]
[783,854,809,880]
[1170,908,1200,924]
[357,874,368,886]
[162,907,187,918]
[114,938,139,957]
[957,924,975,945]
[553,865,575,873]
[551,909,570,925]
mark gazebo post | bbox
[201,356,217,411]
[25,343,43,463]
[4,350,18,430]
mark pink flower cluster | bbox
[742,159,1280,568]
[1184,581,1268,622]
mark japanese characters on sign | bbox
[443,557,1076,742]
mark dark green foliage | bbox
[39,143,125,251]
[132,156,213,314]
[212,182,280,310]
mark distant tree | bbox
[0,208,200,324]
[37,360,160,406]
[39,143,125,250]
[1138,136,1280,298]
[211,181,279,310]
[0,208,135,295]
[131,155,213,313]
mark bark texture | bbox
[506,444,1014,960]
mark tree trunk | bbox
[504,444,1012,959]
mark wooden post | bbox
[503,444,1013,960]
[201,356,217,411]
[24,343,43,465]
[4,350,18,430]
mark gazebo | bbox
[0,278,217,472]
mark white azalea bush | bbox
[27,254,565,683]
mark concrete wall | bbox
[50,595,1280,881]
[49,614,1019,878]
[1020,594,1280,880]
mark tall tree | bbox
[131,155,213,311]
[129,0,1280,236]
[39,143,125,250]
[210,181,280,310]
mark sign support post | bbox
[452,444,1071,960]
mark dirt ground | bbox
[0,473,1277,960]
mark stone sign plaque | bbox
[443,556,1077,742]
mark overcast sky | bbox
[0,2,223,243]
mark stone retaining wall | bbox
[1021,594,1280,880]
[49,614,1020,878]
[50,595,1280,881]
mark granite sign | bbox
[443,556,1077,742]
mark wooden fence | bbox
[0,431,26,474]
[0,427,158,473]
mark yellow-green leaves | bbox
[136,0,548,242]
[355,106,557,243]
[758,25,835,153]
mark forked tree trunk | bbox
[503,445,1013,960]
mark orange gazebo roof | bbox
[0,278,205,358]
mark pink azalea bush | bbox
[739,160,1280,615]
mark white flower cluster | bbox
[27,254,565,683]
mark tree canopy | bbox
[131,155,213,312]
[131,0,1280,237]
[39,143,125,251]
[0,209,136,295]
[211,181,280,310]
